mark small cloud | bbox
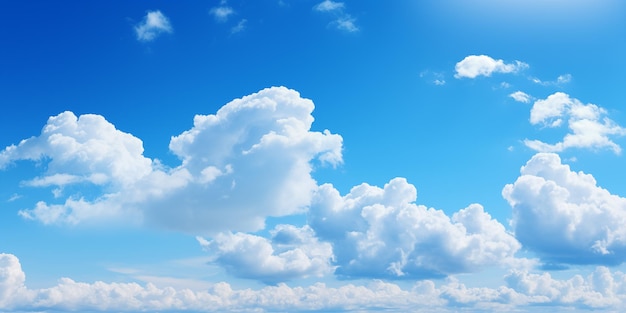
[210,6,235,22]
[231,19,247,33]
[314,0,345,12]
[531,73,573,86]
[134,10,173,42]
[8,193,21,202]
[454,55,528,79]
[420,70,446,86]
[500,82,511,88]
[434,79,446,86]
[557,74,572,84]
[335,15,359,32]
[509,91,531,103]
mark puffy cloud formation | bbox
[524,92,626,153]
[509,91,531,103]
[309,178,522,279]
[0,87,343,234]
[3,253,626,312]
[503,153,626,265]
[454,55,528,79]
[198,225,334,284]
[134,10,173,42]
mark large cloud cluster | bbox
[503,153,626,265]
[0,87,343,234]
[308,178,522,279]
[3,253,626,312]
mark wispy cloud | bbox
[455,55,528,79]
[313,1,359,33]
[509,91,531,103]
[231,19,247,33]
[210,5,234,22]
[134,10,173,42]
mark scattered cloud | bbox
[309,178,523,279]
[314,0,345,12]
[3,252,626,312]
[524,92,626,153]
[503,153,626,266]
[134,10,173,42]
[0,87,343,234]
[313,1,359,32]
[420,70,446,86]
[198,225,334,284]
[210,5,235,22]
[454,55,528,79]
[509,91,531,103]
[231,19,247,33]
[531,73,573,86]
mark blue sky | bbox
[1,0,626,311]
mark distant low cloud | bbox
[503,153,626,266]
[509,91,531,103]
[198,225,334,284]
[524,92,626,153]
[455,55,528,79]
[134,10,173,42]
[0,87,343,234]
[3,252,626,312]
[309,178,523,279]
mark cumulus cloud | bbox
[509,91,531,103]
[0,87,343,234]
[454,55,528,79]
[503,153,626,266]
[309,178,522,279]
[134,10,173,42]
[4,252,626,312]
[198,225,334,284]
[524,92,626,154]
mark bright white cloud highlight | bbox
[134,10,173,42]
[509,91,531,103]
[309,178,522,279]
[503,153,626,265]
[0,87,343,234]
[198,225,334,284]
[454,55,528,79]
[524,92,626,154]
[3,253,626,312]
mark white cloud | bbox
[198,225,334,284]
[314,0,345,12]
[524,92,626,154]
[210,6,234,22]
[503,153,626,266]
[509,91,531,103]
[0,87,343,234]
[309,178,522,279]
[134,10,173,42]
[531,73,573,86]
[313,1,359,32]
[231,19,247,33]
[454,55,528,79]
[4,252,626,312]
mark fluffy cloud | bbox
[503,153,626,266]
[524,92,626,153]
[509,91,531,103]
[309,178,522,279]
[4,253,626,312]
[0,87,343,234]
[210,6,234,22]
[134,10,173,42]
[198,225,334,284]
[454,55,528,79]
